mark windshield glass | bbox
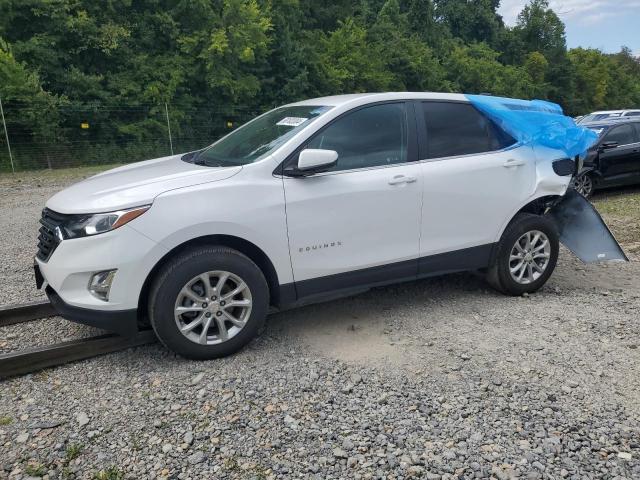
[191,105,332,167]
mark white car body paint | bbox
[46,155,242,213]
[419,144,538,256]
[284,161,424,281]
[37,92,574,317]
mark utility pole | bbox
[0,96,15,173]
[165,102,174,155]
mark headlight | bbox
[59,205,150,239]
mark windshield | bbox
[190,105,332,167]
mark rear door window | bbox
[421,102,515,159]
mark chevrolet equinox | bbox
[35,93,623,359]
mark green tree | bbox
[434,0,504,46]
[0,39,61,142]
[368,0,446,91]
[317,18,393,92]
[443,41,534,98]
[569,48,640,114]
[0,0,639,170]
[513,0,572,106]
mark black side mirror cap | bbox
[282,160,338,178]
[552,158,575,176]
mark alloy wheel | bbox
[509,230,551,285]
[174,271,252,345]
[572,174,593,197]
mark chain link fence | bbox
[0,99,259,172]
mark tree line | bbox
[0,0,639,170]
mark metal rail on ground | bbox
[0,300,56,327]
[0,330,157,378]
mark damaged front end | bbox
[547,188,628,263]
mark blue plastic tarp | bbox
[466,94,599,159]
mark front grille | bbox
[36,208,67,262]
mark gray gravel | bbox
[1,172,639,479]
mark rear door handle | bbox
[503,158,526,168]
[388,175,417,185]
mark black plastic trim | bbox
[279,243,496,307]
[552,158,576,176]
[277,283,297,307]
[295,258,418,299]
[46,287,139,337]
[418,243,494,275]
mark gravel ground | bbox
[1,170,639,479]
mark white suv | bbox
[35,92,612,358]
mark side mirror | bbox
[285,149,338,177]
[599,141,619,151]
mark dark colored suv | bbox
[572,119,640,197]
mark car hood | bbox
[46,154,242,214]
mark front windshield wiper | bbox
[193,153,205,165]
[195,153,235,168]
[191,150,224,167]
[181,150,204,164]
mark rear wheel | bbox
[486,214,559,295]
[149,246,269,359]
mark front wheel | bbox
[149,246,269,359]
[572,173,594,198]
[486,214,559,296]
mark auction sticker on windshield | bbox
[277,117,308,127]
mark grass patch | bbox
[65,442,83,462]
[24,462,47,477]
[93,466,124,480]
[0,415,12,425]
[592,188,640,216]
[592,186,640,246]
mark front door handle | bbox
[503,158,526,168]
[388,175,418,185]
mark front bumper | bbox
[46,285,139,336]
[34,223,167,310]
[34,222,169,335]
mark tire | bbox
[486,213,559,296]
[149,246,269,359]
[572,172,594,198]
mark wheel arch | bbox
[491,194,562,262]
[137,235,283,320]
[513,195,562,217]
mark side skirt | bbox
[276,243,495,310]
